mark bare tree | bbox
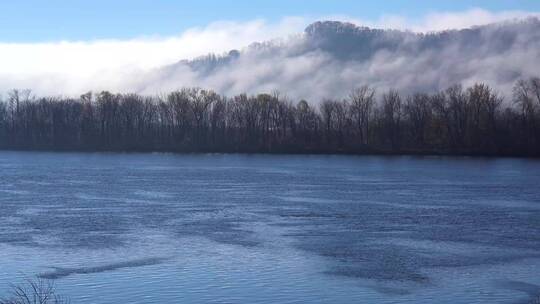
[349,86,375,145]
[0,278,69,304]
[382,89,402,150]
[405,93,432,148]
[513,78,540,150]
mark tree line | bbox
[0,78,539,156]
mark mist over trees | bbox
[3,19,539,101]
[141,18,540,102]
[0,78,539,156]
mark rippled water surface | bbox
[1,152,539,303]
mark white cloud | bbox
[329,8,540,32]
[0,9,538,96]
[0,17,306,76]
[0,17,307,95]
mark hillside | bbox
[140,18,540,101]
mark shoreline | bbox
[1,147,538,159]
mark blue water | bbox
[0,152,539,303]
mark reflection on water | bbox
[0,152,539,303]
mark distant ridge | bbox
[143,18,540,101]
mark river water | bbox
[0,152,539,303]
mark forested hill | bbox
[147,19,540,101]
[0,79,539,156]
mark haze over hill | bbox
[140,18,540,101]
[1,16,539,101]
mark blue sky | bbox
[1,0,539,41]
